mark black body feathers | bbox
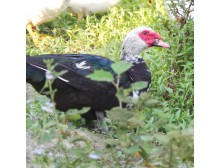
[26,54,151,126]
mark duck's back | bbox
[27,54,120,111]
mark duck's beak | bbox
[153,39,171,48]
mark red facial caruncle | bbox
[138,29,170,48]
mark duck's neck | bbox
[120,35,146,63]
[120,50,151,93]
[120,51,144,64]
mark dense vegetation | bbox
[26,0,194,167]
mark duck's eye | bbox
[142,31,148,35]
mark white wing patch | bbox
[132,90,139,99]
[76,61,90,69]
[126,90,140,109]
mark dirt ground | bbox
[26,128,107,167]
[26,83,107,167]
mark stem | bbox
[112,81,122,108]
[48,80,59,124]
[48,80,70,164]
[168,146,173,168]
[116,74,122,108]
[183,34,187,62]
[185,0,193,19]
[44,60,71,165]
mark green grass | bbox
[26,0,194,167]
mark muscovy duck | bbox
[67,0,121,20]
[26,26,170,131]
[26,0,69,42]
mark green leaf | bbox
[57,123,68,130]
[26,118,32,129]
[116,151,124,158]
[106,107,136,128]
[87,70,114,82]
[65,108,90,121]
[131,81,149,90]
[66,107,90,115]
[138,93,162,108]
[144,98,162,108]
[111,61,132,75]
[65,114,81,121]
[140,135,153,142]
[127,117,143,128]
[165,86,173,94]
[154,133,170,145]
[115,88,131,102]
[37,128,57,144]
[44,121,56,129]
[125,145,140,154]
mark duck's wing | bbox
[26,54,115,91]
